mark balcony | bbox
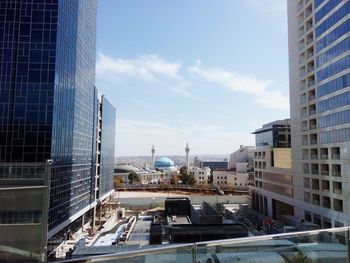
[307,52,314,59]
[298,2,303,12]
[321,170,329,176]
[310,139,317,145]
[308,94,315,101]
[56,227,350,263]
[309,109,316,115]
[320,154,328,160]
[331,154,340,160]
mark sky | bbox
[96,0,290,157]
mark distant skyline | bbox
[96,0,290,156]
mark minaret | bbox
[185,142,190,168]
[151,144,156,168]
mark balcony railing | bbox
[321,170,329,176]
[311,154,318,160]
[332,154,340,160]
[56,227,350,263]
[321,154,328,160]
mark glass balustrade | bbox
[55,227,350,263]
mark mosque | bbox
[151,143,190,172]
[154,157,177,171]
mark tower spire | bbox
[151,144,156,168]
[185,142,190,168]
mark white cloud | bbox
[188,62,289,110]
[97,53,289,110]
[96,53,182,82]
[96,53,196,98]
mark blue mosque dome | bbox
[154,157,175,170]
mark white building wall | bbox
[228,145,255,170]
[188,167,211,185]
[213,171,248,188]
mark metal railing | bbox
[55,227,350,263]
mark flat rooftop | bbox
[127,220,152,246]
[167,216,191,225]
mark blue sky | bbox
[96,0,290,156]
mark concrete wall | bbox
[274,148,292,169]
[213,171,248,188]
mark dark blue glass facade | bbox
[314,0,327,10]
[0,0,97,231]
[99,96,116,197]
[315,1,349,36]
[253,125,291,149]
[0,0,57,163]
[315,19,350,52]
[319,109,350,128]
[315,0,343,24]
[49,0,97,231]
[315,0,350,145]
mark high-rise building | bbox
[0,1,116,261]
[288,0,350,227]
[96,95,116,200]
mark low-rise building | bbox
[228,145,255,171]
[187,167,211,185]
[193,158,228,172]
[251,119,294,221]
[212,171,248,189]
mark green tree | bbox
[179,166,187,176]
[128,171,140,184]
[179,172,196,186]
[291,251,311,263]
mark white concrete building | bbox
[288,0,350,227]
[212,171,248,189]
[188,167,211,185]
[228,145,255,171]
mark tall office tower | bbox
[93,95,116,228]
[0,0,97,261]
[288,0,350,227]
[96,95,116,200]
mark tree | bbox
[179,172,196,186]
[290,251,311,263]
[128,171,140,184]
[179,166,187,176]
[114,176,123,188]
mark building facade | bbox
[0,1,109,261]
[193,158,228,171]
[187,166,211,185]
[228,145,255,172]
[288,0,350,227]
[251,120,294,220]
[212,170,248,189]
[97,95,116,199]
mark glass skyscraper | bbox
[0,0,99,261]
[98,95,116,198]
[288,0,350,227]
